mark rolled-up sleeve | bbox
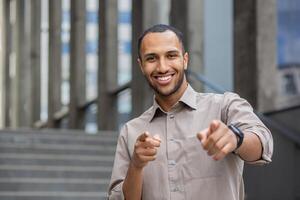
[222,92,273,164]
[108,181,125,200]
[108,126,130,199]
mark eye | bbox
[145,56,156,62]
[167,53,178,59]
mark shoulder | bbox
[120,106,153,137]
[195,92,241,106]
[126,106,153,127]
[119,106,154,153]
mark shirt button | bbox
[168,160,176,166]
[171,187,179,192]
[169,114,174,119]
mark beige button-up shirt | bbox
[108,85,273,200]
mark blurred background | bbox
[0,0,299,199]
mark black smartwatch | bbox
[228,124,244,150]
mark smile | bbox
[157,75,172,81]
[153,74,174,85]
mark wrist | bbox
[130,160,145,171]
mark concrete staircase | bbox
[0,129,118,200]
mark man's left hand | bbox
[197,120,237,161]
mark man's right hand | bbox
[131,132,161,169]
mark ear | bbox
[183,52,189,70]
[137,58,145,75]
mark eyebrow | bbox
[166,50,180,54]
[144,53,156,58]
[143,50,180,57]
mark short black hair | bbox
[137,24,185,59]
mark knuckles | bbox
[215,143,223,150]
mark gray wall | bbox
[244,108,300,200]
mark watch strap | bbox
[228,124,244,150]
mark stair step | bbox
[0,143,116,151]
[0,134,118,146]
[0,181,109,192]
[0,145,116,155]
[0,178,110,184]
[0,165,112,172]
[0,128,118,137]
[0,129,117,199]
[0,153,114,161]
[0,171,111,179]
[0,170,111,179]
[0,191,107,200]
[0,156,114,167]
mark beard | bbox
[145,70,185,98]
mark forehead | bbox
[140,31,182,55]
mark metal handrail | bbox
[34,81,131,129]
[187,69,300,145]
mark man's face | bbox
[138,31,188,98]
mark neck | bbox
[155,82,188,112]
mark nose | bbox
[156,58,169,73]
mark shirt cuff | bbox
[245,128,273,165]
[108,181,125,200]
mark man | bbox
[108,24,273,200]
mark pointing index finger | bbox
[137,132,150,142]
[209,120,221,135]
[153,134,161,142]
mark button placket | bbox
[166,111,184,196]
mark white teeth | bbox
[157,75,171,81]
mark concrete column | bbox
[98,0,118,130]
[30,0,41,125]
[187,0,204,91]
[3,0,10,127]
[48,0,62,127]
[234,1,257,107]
[143,0,170,27]
[11,0,32,127]
[69,0,86,129]
[131,0,172,118]
[256,0,277,112]
[0,0,10,127]
[170,0,188,46]
[131,0,152,118]
[234,0,277,112]
[170,0,204,92]
[0,0,5,127]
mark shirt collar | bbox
[148,97,161,122]
[148,84,197,122]
[179,84,198,110]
